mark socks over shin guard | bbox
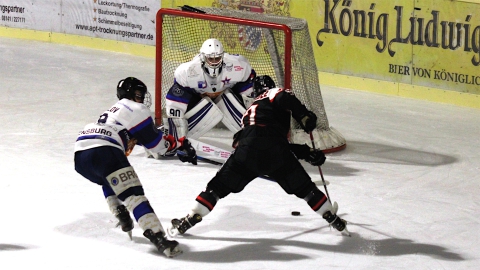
[124,195,164,234]
[303,188,332,214]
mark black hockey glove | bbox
[305,149,326,166]
[232,129,243,148]
[298,111,317,133]
[177,138,197,165]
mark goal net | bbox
[155,6,346,152]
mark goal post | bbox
[155,7,346,152]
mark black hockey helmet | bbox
[253,75,276,97]
[117,77,147,102]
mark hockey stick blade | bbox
[332,201,338,215]
[166,224,180,238]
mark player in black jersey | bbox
[168,75,347,236]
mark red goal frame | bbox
[154,8,292,126]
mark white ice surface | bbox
[1,38,479,269]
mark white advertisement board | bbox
[0,0,158,45]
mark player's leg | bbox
[74,148,133,232]
[168,153,256,236]
[86,147,181,256]
[270,153,347,232]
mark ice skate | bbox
[115,205,134,240]
[143,229,182,257]
[167,214,202,236]
[323,211,351,236]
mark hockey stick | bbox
[309,132,351,236]
[177,150,278,182]
[309,132,332,205]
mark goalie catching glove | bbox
[289,144,326,166]
[177,137,197,165]
[163,135,198,165]
[297,111,317,133]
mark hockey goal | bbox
[155,6,346,152]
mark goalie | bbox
[163,38,256,158]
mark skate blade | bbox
[342,226,351,237]
[164,246,183,258]
[332,201,338,215]
[127,231,133,240]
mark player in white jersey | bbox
[164,38,256,157]
[74,77,195,257]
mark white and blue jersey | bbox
[166,53,255,119]
[75,98,170,156]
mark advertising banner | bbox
[313,0,480,94]
[163,0,480,95]
[1,0,478,95]
[0,0,158,45]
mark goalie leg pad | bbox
[168,117,189,141]
[183,97,223,140]
[304,188,332,215]
[215,89,246,133]
[106,166,144,201]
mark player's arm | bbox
[129,115,196,164]
[229,54,256,97]
[272,88,317,133]
[231,68,256,97]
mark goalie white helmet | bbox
[199,38,224,78]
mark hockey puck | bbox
[291,211,301,216]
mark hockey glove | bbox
[298,111,317,133]
[125,138,138,156]
[232,130,243,149]
[305,149,326,166]
[163,135,179,157]
[177,137,197,165]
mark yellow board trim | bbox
[320,72,480,109]
[0,27,155,58]
[1,27,478,110]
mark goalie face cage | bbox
[155,7,346,152]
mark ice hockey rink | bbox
[1,37,479,269]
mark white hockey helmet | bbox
[199,38,224,77]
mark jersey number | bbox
[169,109,181,117]
[97,113,108,124]
[243,104,258,125]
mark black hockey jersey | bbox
[241,87,309,139]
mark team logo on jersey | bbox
[110,177,119,186]
[173,87,184,96]
[221,77,231,86]
[187,66,199,77]
[225,62,233,72]
[198,81,207,89]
